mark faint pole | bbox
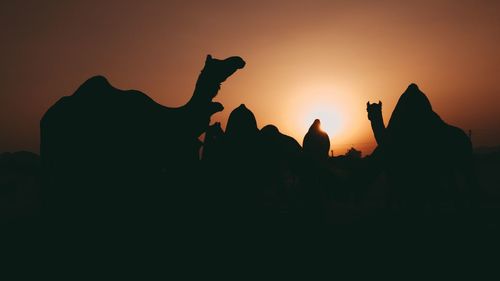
[330,150,334,157]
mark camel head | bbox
[187,55,245,138]
[366,101,382,122]
[261,124,280,136]
[193,55,246,104]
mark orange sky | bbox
[1,0,499,155]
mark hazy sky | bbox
[1,0,499,155]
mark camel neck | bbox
[370,116,386,146]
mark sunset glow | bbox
[1,1,499,156]
[303,106,343,136]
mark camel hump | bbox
[73,75,114,97]
[69,76,161,109]
[226,104,258,137]
[407,83,419,91]
[261,124,280,135]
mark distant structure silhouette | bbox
[303,119,330,160]
[40,55,245,223]
[367,83,477,215]
[344,147,362,159]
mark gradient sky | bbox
[1,0,499,155]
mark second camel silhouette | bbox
[367,83,477,215]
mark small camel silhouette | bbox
[225,104,259,141]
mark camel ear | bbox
[378,100,382,106]
[366,102,370,107]
[206,54,213,63]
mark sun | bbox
[281,82,363,150]
[303,105,343,137]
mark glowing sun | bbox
[303,105,343,137]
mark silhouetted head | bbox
[188,55,245,135]
[225,104,258,140]
[196,55,246,102]
[204,55,246,82]
[366,101,382,121]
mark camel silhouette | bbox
[40,55,245,222]
[260,125,302,218]
[202,104,266,224]
[260,125,302,160]
[303,119,330,160]
[225,104,259,142]
[299,119,332,224]
[367,83,477,215]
